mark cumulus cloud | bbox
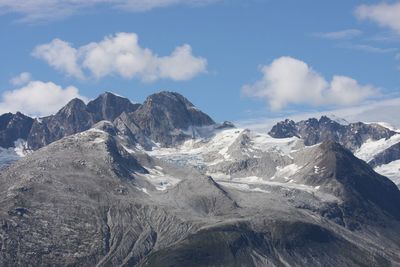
[33,32,207,82]
[0,0,220,22]
[9,72,32,86]
[0,81,86,116]
[32,39,84,79]
[314,29,362,40]
[356,2,400,34]
[242,57,377,111]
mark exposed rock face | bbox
[268,119,299,138]
[0,91,216,152]
[131,91,215,146]
[369,142,400,167]
[0,112,33,148]
[27,99,96,150]
[26,93,142,150]
[293,141,400,224]
[269,116,395,151]
[87,92,140,122]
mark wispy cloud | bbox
[340,43,397,54]
[356,2,400,34]
[0,0,221,22]
[314,29,362,40]
[9,72,32,86]
[33,32,207,82]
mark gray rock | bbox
[269,116,395,151]
[131,91,215,147]
[0,112,33,148]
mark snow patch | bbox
[355,134,400,162]
[138,168,181,191]
[375,160,400,187]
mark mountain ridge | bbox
[1,92,400,265]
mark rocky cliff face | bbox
[269,116,395,151]
[130,91,215,146]
[86,92,141,122]
[0,112,33,148]
[0,91,216,152]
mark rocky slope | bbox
[270,116,400,187]
[269,116,395,151]
[0,92,400,266]
[1,122,400,266]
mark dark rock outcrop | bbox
[87,92,140,122]
[130,91,215,146]
[0,112,34,148]
[269,116,395,151]
[369,142,400,168]
[27,98,95,150]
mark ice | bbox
[355,134,400,162]
[375,160,400,187]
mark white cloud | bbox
[32,39,84,79]
[9,72,32,86]
[0,0,220,22]
[242,57,377,111]
[0,81,86,117]
[314,29,362,40]
[33,32,207,82]
[356,2,400,34]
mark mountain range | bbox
[0,91,400,266]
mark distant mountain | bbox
[269,116,395,151]
[1,92,400,266]
[269,116,400,187]
[0,112,33,148]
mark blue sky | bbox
[1,0,400,128]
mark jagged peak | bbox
[144,91,194,107]
[58,98,87,114]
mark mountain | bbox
[86,92,141,122]
[269,116,395,151]
[0,112,33,148]
[1,92,400,266]
[130,91,215,146]
[269,116,400,187]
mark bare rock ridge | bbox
[269,116,395,151]
[130,91,215,146]
[269,116,400,174]
[0,91,217,151]
[0,112,33,148]
[87,92,141,122]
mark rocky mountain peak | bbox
[269,116,396,151]
[87,92,140,122]
[0,112,33,148]
[131,91,215,146]
[57,98,87,116]
[268,119,298,138]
